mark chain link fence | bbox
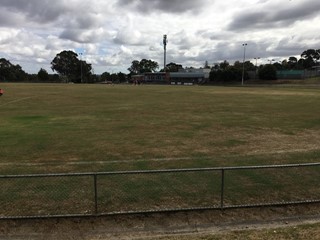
[1,163,320,219]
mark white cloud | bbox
[0,0,319,73]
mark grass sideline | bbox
[1,82,320,174]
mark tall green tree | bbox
[219,60,230,70]
[288,56,298,69]
[234,61,255,71]
[37,68,49,82]
[127,60,140,75]
[51,50,92,83]
[204,60,210,69]
[101,72,111,82]
[128,59,159,74]
[300,49,320,69]
[165,62,183,72]
[0,58,28,82]
[258,64,277,80]
[117,72,127,83]
[210,67,247,83]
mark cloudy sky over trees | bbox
[0,0,319,73]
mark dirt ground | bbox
[1,204,320,240]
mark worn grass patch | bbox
[1,83,320,174]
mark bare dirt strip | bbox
[1,204,320,239]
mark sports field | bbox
[1,83,320,174]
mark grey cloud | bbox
[60,29,88,43]
[0,0,67,24]
[0,0,101,30]
[60,28,105,43]
[228,1,320,31]
[0,9,24,27]
[0,0,104,44]
[116,0,210,14]
[267,36,320,57]
[197,29,233,41]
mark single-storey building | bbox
[130,68,209,85]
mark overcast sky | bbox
[0,0,319,74]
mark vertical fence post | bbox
[220,169,225,209]
[94,174,98,215]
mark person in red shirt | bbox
[0,89,3,96]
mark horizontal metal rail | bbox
[1,162,319,178]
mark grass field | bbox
[1,82,320,217]
[1,82,320,174]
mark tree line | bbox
[0,48,319,83]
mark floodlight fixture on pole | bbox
[268,59,275,64]
[254,57,260,66]
[241,43,247,86]
[163,34,168,71]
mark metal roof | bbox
[170,72,204,78]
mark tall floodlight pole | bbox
[79,52,83,83]
[254,57,260,80]
[242,43,247,86]
[163,35,168,71]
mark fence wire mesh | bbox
[0,163,320,218]
[97,170,221,214]
[0,175,94,218]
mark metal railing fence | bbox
[0,163,320,219]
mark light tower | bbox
[241,43,247,86]
[163,34,168,71]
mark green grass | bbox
[1,83,320,174]
[1,83,320,216]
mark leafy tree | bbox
[100,71,126,83]
[287,56,298,69]
[234,61,255,71]
[258,64,277,80]
[273,62,283,71]
[37,68,49,82]
[79,60,93,83]
[297,58,306,69]
[210,67,247,83]
[0,58,28,82]
[219,60,230,70]
[128,59,159,74]
[300,49,320,69]
[165,62,183,72]
[204,60,210,69]
[117,72,127,83]
[212,63,219,70]
[281,59,289,69]
[128,60,140,75]
[110,73,118,83]
[90,74,100,83]
[51,50,92,83]
[101,72,111,82]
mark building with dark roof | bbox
[130,68,209,85]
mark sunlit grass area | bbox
[1,83,320,174]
